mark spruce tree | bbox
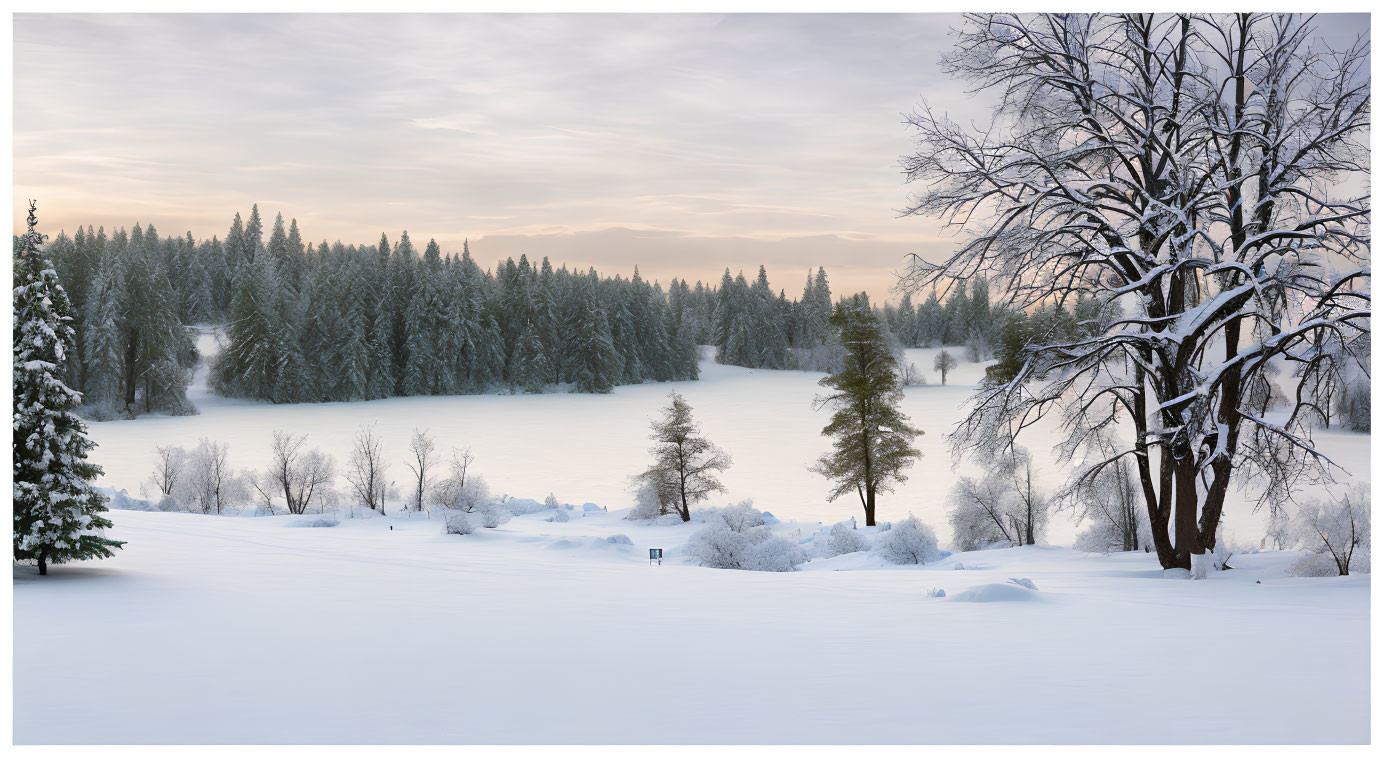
[568,275,623,393]
[13,201,123,575]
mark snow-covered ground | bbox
[13,506,1369,744]
[82,328,1371,546]
[18,328,1370,744]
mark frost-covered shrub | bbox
[479,502,511,528]
[434,470,510,528]
[545,492,560,509]
[547,508,570,523]
[874,514,942,565]
[685,519,747,569]
[685,501,805,572]
[626,477,666,520]
[445,512,476,535]
[1287,552,1340,577]
[820,522,870,557]
[1290,484,1370,576]
[742,535,807,572]
[719,501,765,532]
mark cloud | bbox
[12,12,1369,304]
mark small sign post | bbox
[649,548,663,566]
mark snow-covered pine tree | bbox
[568,273,624,393]
[80,253,125,416]
[13,201,124,575]
[509,320,550,394]
[212,250,282,400]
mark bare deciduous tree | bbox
[253,430,337,515]
[898,13,1370,575]
[146,444,187,499]
[404,428,438,513]
[177,438,244,515]
[345,422,389,514]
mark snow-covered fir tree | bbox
[13,201,124,575]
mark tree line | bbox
[42,206,881,415]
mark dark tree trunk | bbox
[1172,458,1199,570]
[37,555,48,576]
[863,486,876,527]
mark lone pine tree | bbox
[13,201,123,575]
[812,295,923,526]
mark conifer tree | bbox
[13,201,124,575]
[568,275,623,393]
[811,295,923,526]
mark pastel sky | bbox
[11,13,1367,300]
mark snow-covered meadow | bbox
[14,329,1372,744]
[13,505,1370,744]
[81,329,1371,546]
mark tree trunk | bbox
[1171,458,1199,570]
[38,555,48,576]
[863,486,876,527]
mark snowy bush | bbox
[685,501,804,572]
[444,512,476,536]
[741,535,807,572]
[478,502,511,528]
[1289,485,1370,576]
[626,477,667,520]
[547,508,570,523]
[819,522,870,557]
[719,501,765,532]
[606,534,633,545]
[874,514,942,565]
[434,467,510,528]
[545,492,560,509]
[1287,552,1341,578]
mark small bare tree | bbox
[177,438,243,515]
[345,422,389,514]
[404,428,438,513]
[146,444,187,499]
[946,447,1050,549]
[254,430,337,515]
[898,13,1370,574]
[1293,484,1370,576]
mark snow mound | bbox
[926,587,946,598]
[1007,577,1038,590]
[546,536,632,552]
[605,534,633,545]
[504,498,547,516]
[285,517,339,528]
[582,503,603,512]
[949,583,1042,603]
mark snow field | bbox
[84,331,1371,548]
[13,506,1369,744]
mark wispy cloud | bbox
[12,13,1369,301]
